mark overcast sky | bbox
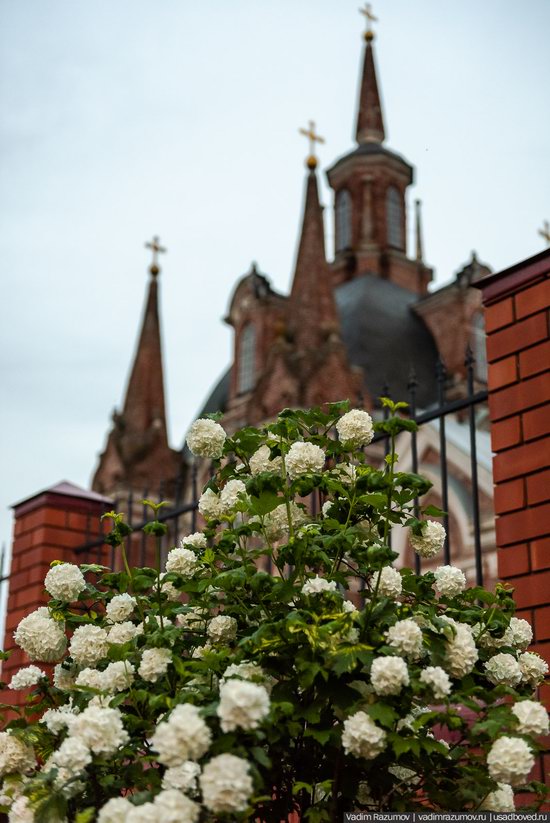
[1,0,549,559]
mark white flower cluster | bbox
[370,656,409,696]
[484,653,522,687]
[138,648,172,682]
[186,418,226,459]
[105,593,136,623]
[162,760,201,793]
[434,565,466,597]
[8,795,35,822]
[67,705,128,755]
[8,666,45,691]
[342,711,387,759]
[443,620,478,678]
[0,732,35,777]
[165,547,200,577]
[41,702,79,735]
[14,607,67,662]
[386,619,423,660]
[487,736,535,786]
[301,576,337,596]
[336,409,374,447]
[502,618,533,650]
[217,679,270,732]
[221,662,272,691]
[249,445,282,475]
[518,652,548,686]
[264,502,308,542]
[176,607,207,631]
[69,624,109,667]
[207,615,237,644]
[480,783,515,812]
[199,753,253,814]
[50,735,91,773]
[180,532,207,550]
[285,441,325,479]
[219,479,247,513]
[410,521,446,558]
[152,704,212,767]
[108,620,143,645]
[419,666,452,699]
[511,700,549,735]
[375,566,402,598]
[102,661,136,693]
[198,488,222,520]
[99,790,200,823]
[44,562,86,601]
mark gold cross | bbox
[538,220,550,246]
[359,3,378,36]
[145,235,167,272]
[299,120,325,169]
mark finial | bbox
[145,235,167,277]
[299,120,325,170]
[359,2,378,41]
[538,220,550,247]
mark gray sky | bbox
[1,0,549,557]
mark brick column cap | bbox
[13,481,112,518]
[473,248,550,304]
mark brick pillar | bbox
[476,247,550,691]
[2,481,111,691]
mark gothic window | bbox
[472,312,488,382]
[386,186,403,249]
[335,189,352,252]
[238,323,256,393]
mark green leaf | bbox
[365,702,399,728]
[251,746,272,768]
[248,491,283,517]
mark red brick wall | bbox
[477,250,550,711]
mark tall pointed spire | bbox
[290,134,340,351]
[415,199,424,262]
[355,5,386,144]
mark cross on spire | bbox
[538,220,550,247]
[359,2,378,40]
[145,235,167,276]
[299,120,325,170]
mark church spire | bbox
[290,127,339,351]
[355,4,385,144]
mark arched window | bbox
[238,323,256,393]
[335,189,352,252]
[386,186,403,248]
[472,313,488,382]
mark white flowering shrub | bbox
[0,399,548,820]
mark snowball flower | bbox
[207,615,237,644]
[511,700,549,735]
[138,648,172,682]
[321,500,334,518]
[8,666,45,691]
[198,488,223,519]
[14,607,67,662]
[162,761,201,794]
[0,732,35,777]
[8,796,35,823]
[342,711,387,759]
[75,668,104,690]
[386,619,423,659]
[199,753,253,814]
[151,704,212,767]
[97,797,134,823]
[176,607,207,631]
[484,653,522,687]
[487,736,535,786]
[285,441,325,479]
[217,679,270,732]
[410,520,446,558]
[434,565,466,597]
[51,736,91,773]
[180,532,207,550]
[154,789,200,823]
[336,409,374,447]
[44,563,86,601]
[519,652,548,686]
[480,783,515,812]
[370,656,409,696]
[102,660,135,693]
[41,703,79,735]
[502,618,533,651]
[222,661,273,691]
[166,547,200,577]
[264,502,308,541]
[419,666,452,699]
[69,624,108,667]
[219,479,247,512]
[67,705,128,755]
[186,418,226,459]
[108,620,143,645]
[444,622,478,678]
[301,576,337,596]
[249,445,282,475]
[375,566,402,598]
[105,593,136,623]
